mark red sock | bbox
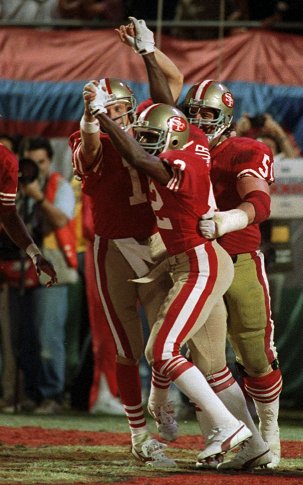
[244,369,282,403]
[116,362,146,432]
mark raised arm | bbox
[87,84,170,184]
[116,18,183,104]
[96,110,170,185]
[80,81,102,166]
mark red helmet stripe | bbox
[105,78,112,94]
[195,79,213,100]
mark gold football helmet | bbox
[133,103,189,155]
[100,78,137,126]
[183,80,234,142]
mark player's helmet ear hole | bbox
[172,139,178,146]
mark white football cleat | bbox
[218,440,272,470]
[197,420,252,464]
[131,434,177,468]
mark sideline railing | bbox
[0,19,302,31]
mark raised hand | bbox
[128,17,155,55]
[88,80,110,116]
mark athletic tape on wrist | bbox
[26,243,41,260]
[80,116,100,134]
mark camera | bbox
[249,114,265,128]
[18,158,39,185]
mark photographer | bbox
[235,112,300,160]
[5,137,76,414]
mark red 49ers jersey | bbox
[0,144,18,213]
[183,124,212,171]
[151,148,216,255]
[210,136,274,254]
[69,131,156,239]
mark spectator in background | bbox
[171,0,242,40]
[7,136,76,414]
[58,0,124,21]
[235,112,300,160]
[0,0,60,21]
[235,1,303,34]
[64,176,91,410]
[124,0,177,23]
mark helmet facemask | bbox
[188,102,232,142]
[105,98,137,131]
[134,126,167,155]
[100,78,137,131]
[184,80,234,144]
[133,104,189,155]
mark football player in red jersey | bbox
[69,78,178,467]
[115,18,274,470]
[69,22,206,466]
[184,80,282,469]
[0,143,57,287]
[88,86,253,465]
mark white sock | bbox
[217,382,267,447]
[174,366,239,428]
[148,369,170,407]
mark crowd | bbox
[0,0,302,36]
[0,10,301,473]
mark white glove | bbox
[89,81,110,116]
[128,17,155,55]
[199,209,249,239]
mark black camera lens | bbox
[18,158,39,185]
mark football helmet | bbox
[183,80,234,142]
[133,103,189,155]
[99,78,137,128]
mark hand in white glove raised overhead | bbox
[199,209,249,240]
[88,80,111,117]
[128,17,155,55]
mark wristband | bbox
[25,243,41,260]
[214,209,249,236]
[80,115,100,134]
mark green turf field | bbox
[1,410,303,439]
[0,410,302,484]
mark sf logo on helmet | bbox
[168,116,187,132]
[222,92,234,108]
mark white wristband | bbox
[26,243,41,261]
[214,209,249,236]
[80,115,100,134]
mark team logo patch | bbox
[168,116,187,132]
[222,92,234,108]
